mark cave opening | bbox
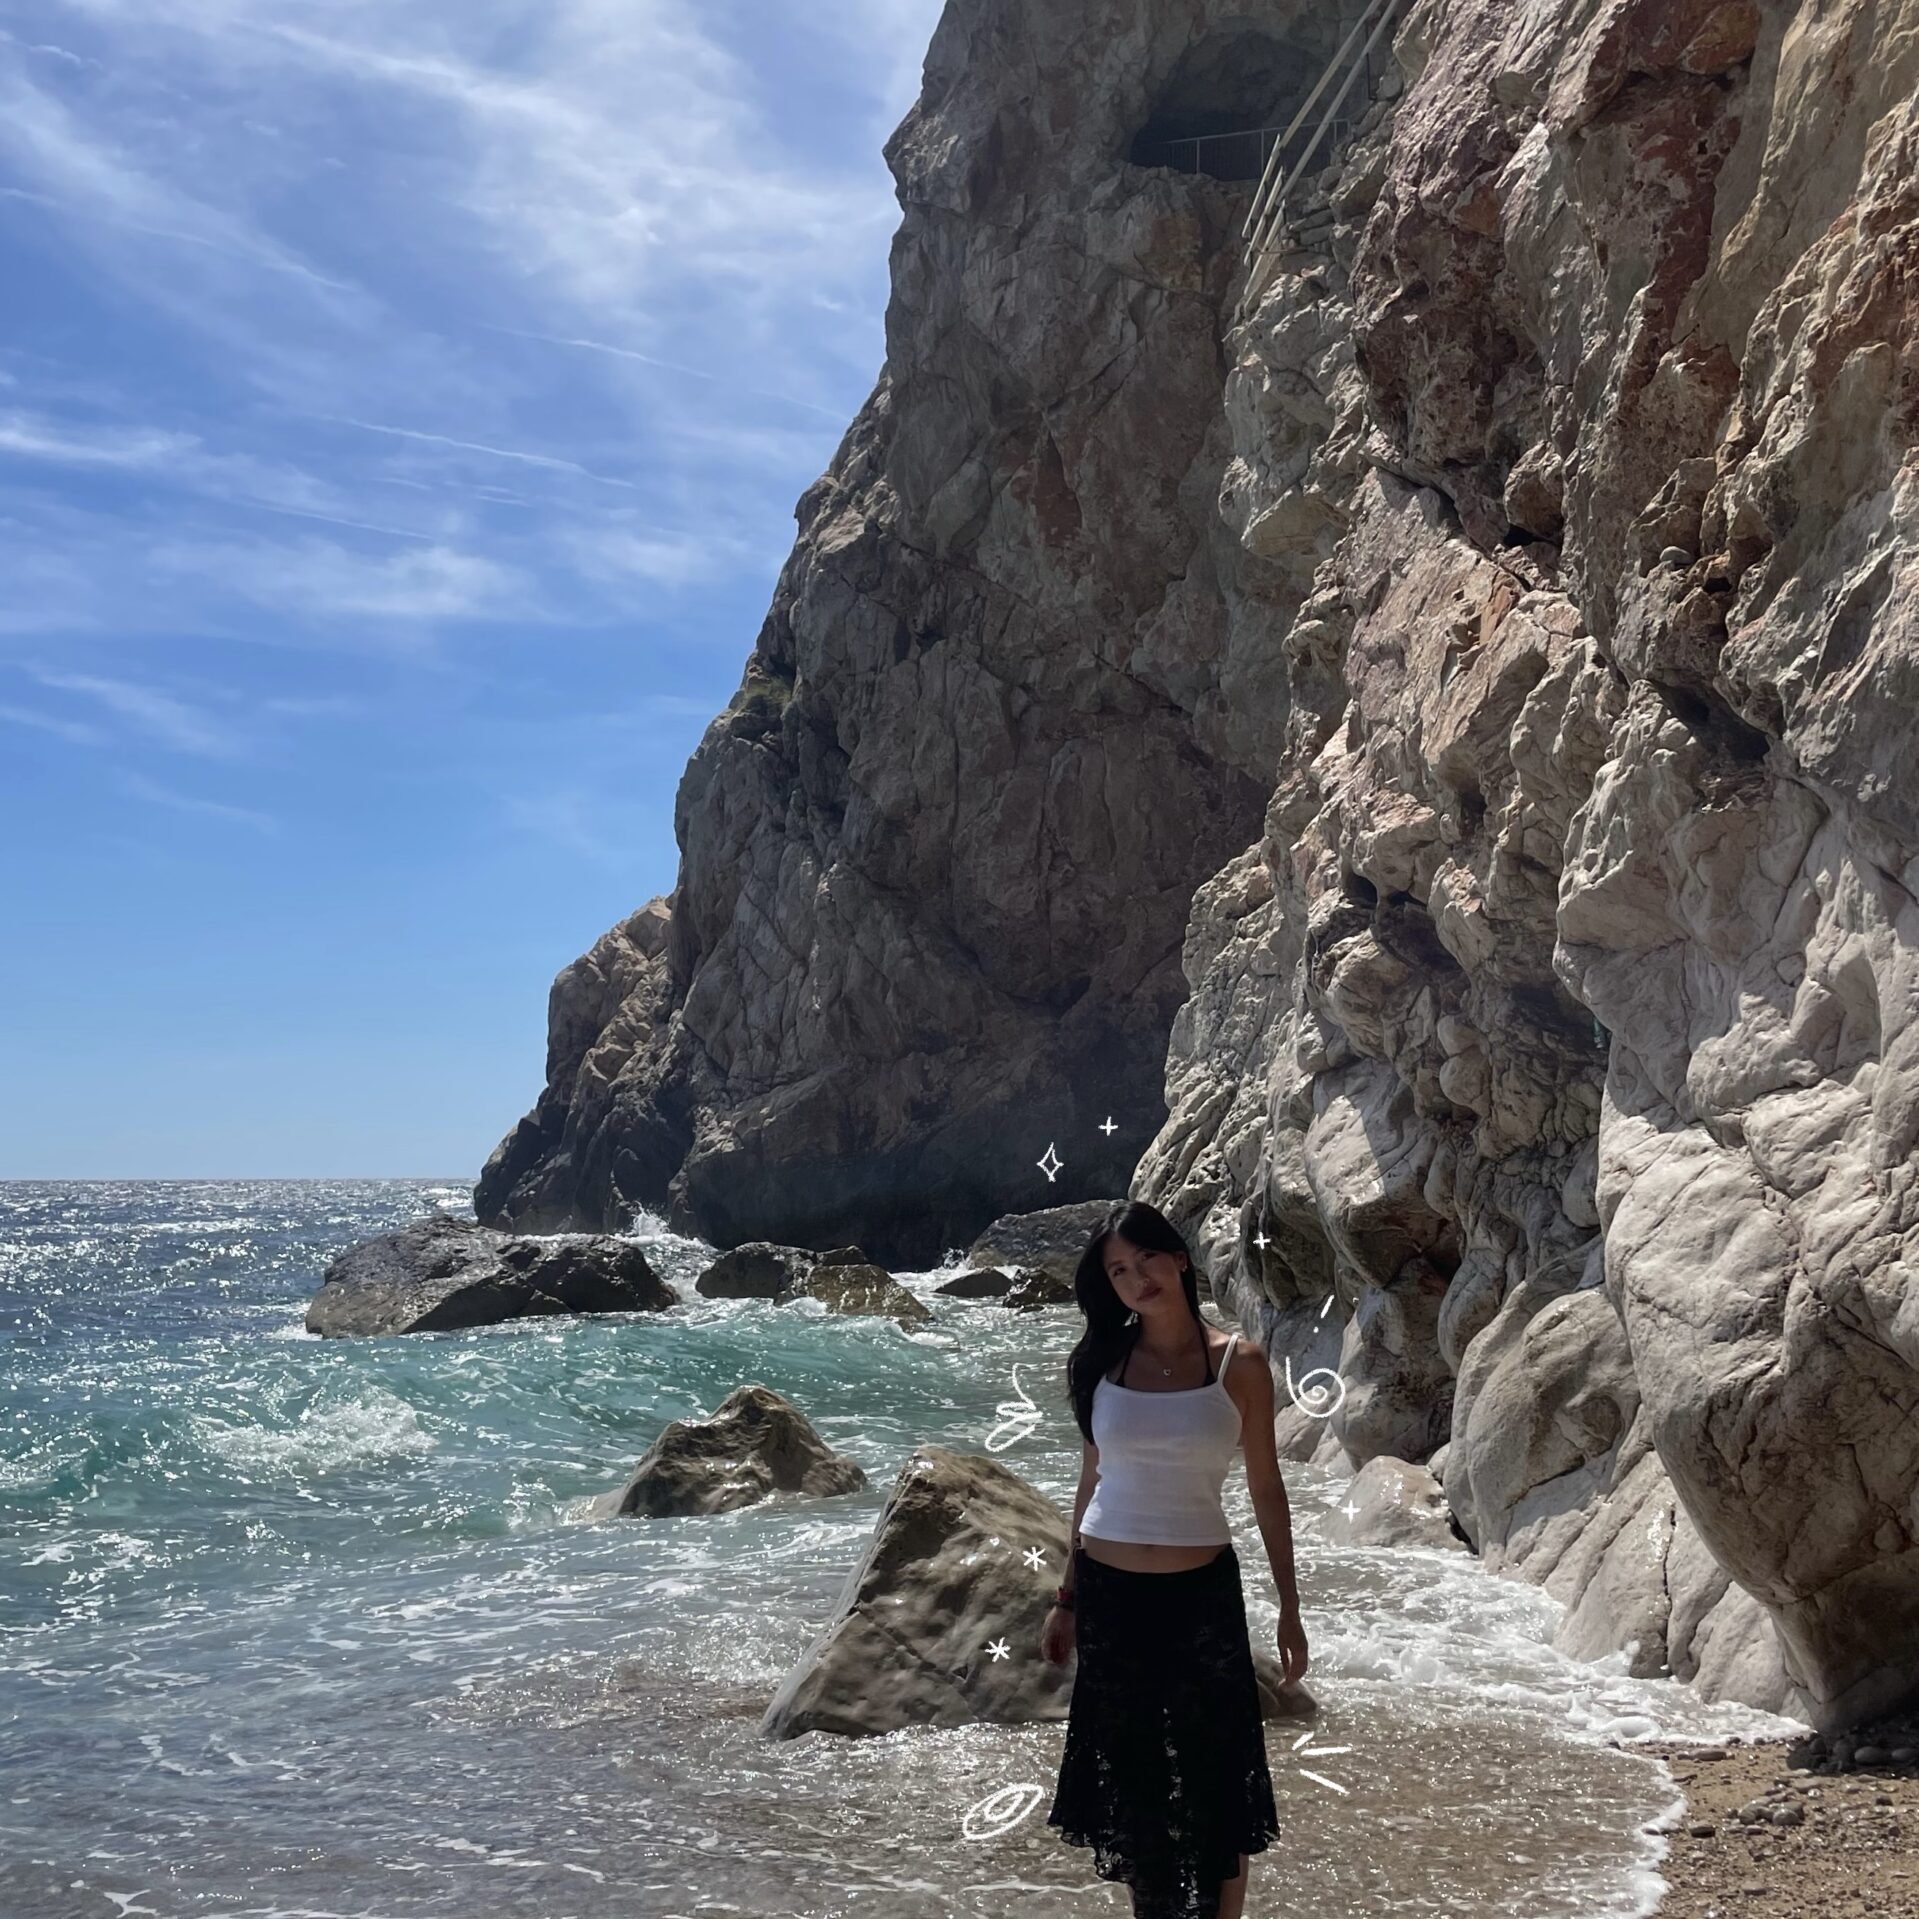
[1126,10,1380,183]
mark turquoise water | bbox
[1,1180,1804,1918]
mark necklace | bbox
[1139,1326,1202,1377]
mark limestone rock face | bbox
[588,1384,867,1520]
[477,900,679,1236]
[304,1213,674,1338]
[472,0,1919,1732]
[1148,0,1919,1732]
[476,4,1338,1267]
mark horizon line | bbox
[0,1174,476,1185]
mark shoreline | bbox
[1635,1721,1919,1919]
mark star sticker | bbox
[987,1637,1012,1662]
[1099,1115,1117,1136]
[1036,1143,1063,1182]
[1341,1499,1360,1522]
[1252,1228,1270,1253]
[1022,1545,1048,1571]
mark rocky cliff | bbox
[479,0,1311,1267]
[479,0,1919,1731]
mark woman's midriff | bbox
[1080,1535,1228,1572]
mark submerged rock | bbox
[931,1264,1014,1299]
[695,1240,873,1300]
[1000,1266,1077,1311]
[793,1261,931,1328]
[304,1213,674,1337]
[691,1240,929,1324]
[694,1240,824,1299]
[587,1383,866,1519]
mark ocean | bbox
[0,1179,1806,1918]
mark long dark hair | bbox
[1062,1198,1209,1443]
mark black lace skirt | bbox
[1046,1542,1281,1918]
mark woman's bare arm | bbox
[1236,1346,1302,1617]
[1060,1440,1099,1598]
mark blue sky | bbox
[0,0,943,1179]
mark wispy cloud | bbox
[482,323,850,422]
[0,697,104,744]
[557,519,750,590]
[0,405,452,542]
[0,58,369,308]
[0,410,196,467]
[118,767,279,833]
[145,533,533,624]
[0,0,940,874]
[322,416,642,492]
[30,668,245,757]
[501,785,652,866]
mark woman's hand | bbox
[1276,1606,1309,1683]
[1040,1603,1076,1666]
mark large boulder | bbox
[761,1444,1317,1739]
[1323,1454,1468,1554]
[761,1445,1075,1739]
[304,1213,675,1337]
[586,1384,866,1519]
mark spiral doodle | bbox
[1284,1353,1347,1421]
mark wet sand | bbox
[1644,1711,1919,1919]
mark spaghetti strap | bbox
[1217,1330,1239,1387]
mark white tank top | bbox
[1080,1328,1243,1546]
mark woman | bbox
[1040,1199,1308,1919]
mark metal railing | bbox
[1237,0,1408,310]
[1137,118,1354,185]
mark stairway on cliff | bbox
[1236,0,1410,307]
